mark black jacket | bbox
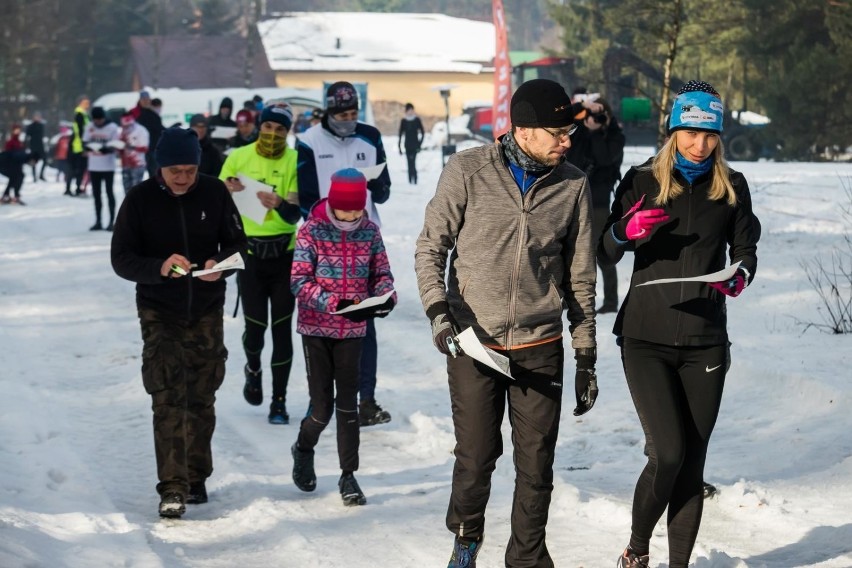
[565,122,625,208]
[25,122,45,155]
[599,162,761,347]
[198,135,224,177]
[398,115,424,153]
[111,174,247,320]
[137,108,164,150]
[0,150,32,178]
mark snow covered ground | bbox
[1,143,851,568]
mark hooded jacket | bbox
[415,140,597,350]
[291,199,396,339]
[208,97,236,128]
[599,160,761,346]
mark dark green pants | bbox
[139,307,227,497]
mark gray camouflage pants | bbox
[139,307,227,497]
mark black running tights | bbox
[621,337,727,568]
[239,252,295,401]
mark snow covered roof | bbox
[258,12,495,74]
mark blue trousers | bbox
[358,319,378,401]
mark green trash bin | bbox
[621,97,652,122]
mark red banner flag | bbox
[492,0,511,139]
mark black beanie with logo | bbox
[510,79,573,128]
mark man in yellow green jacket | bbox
[66,95,90,196]
[220,104,301,424]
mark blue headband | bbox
[669,90,724,134]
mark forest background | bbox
[0,0,849,160]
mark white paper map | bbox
[192,252,245,277]
[232,173,274,225]
[210,126,237,140]
[332,290,395,314]
[355,162,387,181]
[455,327,514,379]
[635,261,741,287]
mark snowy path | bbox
[1,145,851,567]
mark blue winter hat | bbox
[155,127,201,168]
[260,104,293,130]
[669,80,724,134]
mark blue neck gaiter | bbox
[674,151,713,185]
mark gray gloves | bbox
[427,302,460,356]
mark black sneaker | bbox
[338,472,366,506]
[243,364,263,406]
[597,304,618,314]
[291,443,316,492]
[268,397,289,425]
[158,492,186,518]
[448,535,482,568]
[89,222,102,231]
[359,398,391,427]
[617,548,649,568]
[187,482,208,504]
[703,481,718,499]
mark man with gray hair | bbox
[111,126,246,518]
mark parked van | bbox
[92,86,325,129]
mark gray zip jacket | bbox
[415,142,597,350]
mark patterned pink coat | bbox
[291,199,396,338]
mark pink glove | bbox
[625,209,670,240]
[709,270,747,297]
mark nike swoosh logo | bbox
[706,365,722,373]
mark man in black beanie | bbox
[111,126,247,519]
[415,78,598,567]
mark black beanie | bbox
[219,97,233,110]
[155,127,201,168]
[260,105,293,130]
[510,79,573,128]
[91,106,106,120]
[325,81,359,115]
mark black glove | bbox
[367,178,390,204]
[427,302,460,356]
[342,297,395,322]
[335,298,363,322]
[573,348,599,416]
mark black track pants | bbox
[90,170,115,225]
[621,338,727,568]
[297,335,362,472]
[446,340,563,568]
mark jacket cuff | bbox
[426,301,450,322]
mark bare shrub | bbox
[800,177,852,334]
